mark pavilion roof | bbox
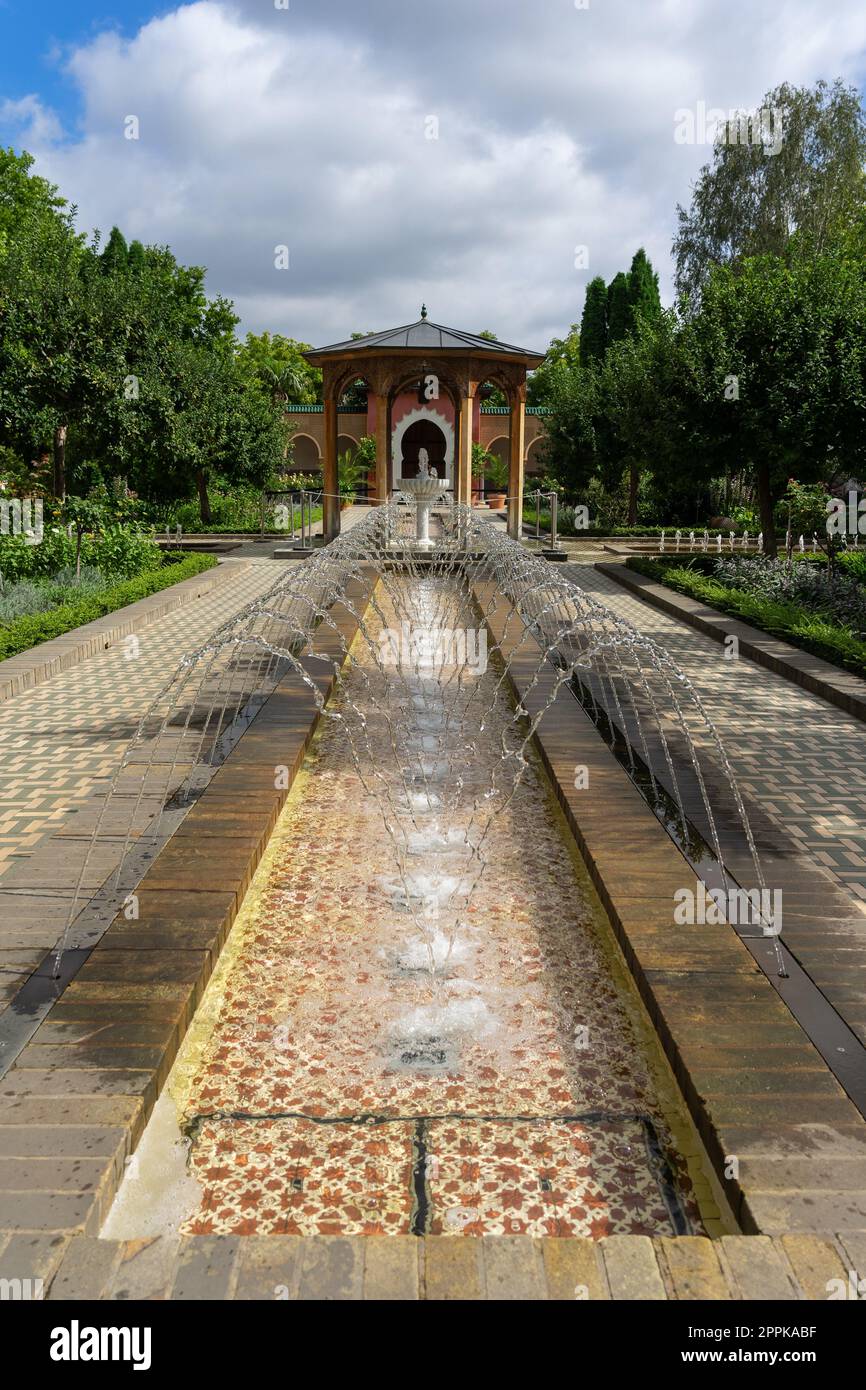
[305,312,544,366]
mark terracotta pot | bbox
[487,493,506,510]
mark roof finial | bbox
[420,302,428,320]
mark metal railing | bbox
[260,489,323,546]
[527,490,559,551]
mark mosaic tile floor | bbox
[178,577,702,1238]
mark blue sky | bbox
[0,2,159,130]
[2,2,865,348]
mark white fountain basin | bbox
[399,475,450,500]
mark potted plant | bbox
[471,444,491,506]
[337,450,363,509]
[484,455,509,510]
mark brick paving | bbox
[562,550,866,910]
[0,560,285,883]
[2,1229,862,1300]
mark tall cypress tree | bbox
[127,239,146,274]
[627,247,661,332]
[100,226,128,275]
[606,271,631,344]
[579,276,608,366]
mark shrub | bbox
[0,580,50,621]
[839,550,866,585]
[711,556,866,636]
[0,524,161,582]
[0,554,217,660]
[627,556,866,677]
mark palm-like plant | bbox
[337,450,363,503]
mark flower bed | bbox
[0,553,218,661]
[627,555,866,678]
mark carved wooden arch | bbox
[384,363,464,416]
[476,361,526,408]
[322,361,378,406]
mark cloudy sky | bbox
[2,0,865,351]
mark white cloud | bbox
[6,0,866,348]
[1,95,63,146]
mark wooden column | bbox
[457,391,474,506]
[373,393,389,504]
[323,396,340,542]
[507,395,526,540]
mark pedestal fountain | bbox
[398,449,450,549]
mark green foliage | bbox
[236,331,321,405]
[0,147,291,524]
[0,523,160,583]
[484,454,510,491]
[472,443,494,479]
[839,549,866,584]
[0,553,217,659]
[674,79,866,300]
[606,272,631,344]
[627,248,662,329]
[527,326,580,407]
[337,449,364,501]
[628,556,866,676]
[579,278,608,367]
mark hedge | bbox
[626,556,866,679]
[0,553,218,661]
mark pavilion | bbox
[304,309,545,541]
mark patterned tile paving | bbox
[563,552,866,909]
[0,562,286,879]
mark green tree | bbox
[528,325,580,406]
[627,248,661,331]
[100,226,129,275]
[606,271,631,344]
[674,78,866,299]
[579,277,608,366]
[236,332,321,404]
[676,246,866,552]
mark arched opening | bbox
[526,437,546,480]
[291,434,321,477]
[400,419,448,479]
[487,435,509,466]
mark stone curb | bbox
[0,560,248,706]
[598,561,866,724]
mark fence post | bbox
[549,491,558,551]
